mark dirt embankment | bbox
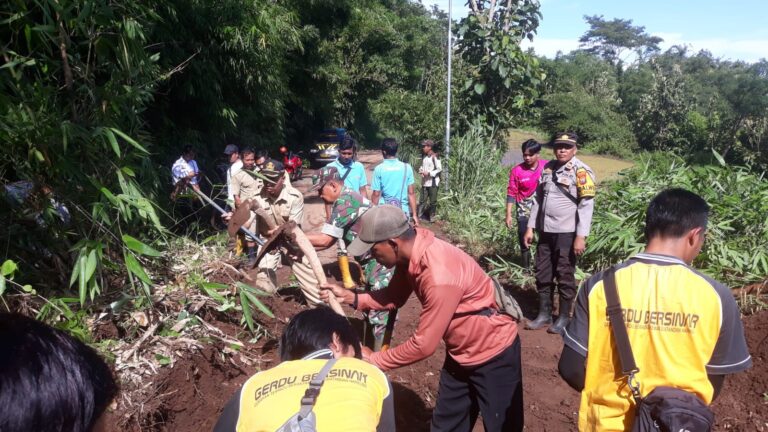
[109,151,767,431]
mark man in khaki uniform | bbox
[230,148,263,264]
[250,159,322,306]
[523,132,596,334]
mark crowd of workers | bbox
[0,132,753,432]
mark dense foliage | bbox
[1,0,167,307]
[584,153,768,286]
[534,18,768,168]
[2,1,765,328]
[439,126,768,288]
[0,0,548,322]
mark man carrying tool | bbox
[247,159,324,307]
[306,166,394,351]
[321,205,524,431]
[523,132,596,334]
[229,147,264,265]
[171,145,202,193]
[170,145,204,226]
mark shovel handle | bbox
[189,187,264,246]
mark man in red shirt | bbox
[505,139,547,270]
[321,205,524,431]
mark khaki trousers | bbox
[254,251,322,307]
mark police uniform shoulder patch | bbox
[575,167,596,198]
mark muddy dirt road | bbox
[112,151,767,431]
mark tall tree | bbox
[457,0,545,130]
[634,60,691,151]
[579,15,663,66]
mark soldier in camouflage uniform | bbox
[306,166,394,350]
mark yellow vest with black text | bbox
[235,357,390,432]
[564,254,751,431]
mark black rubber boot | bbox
[525,292,553,330]
[521,251,531,272]
[548,298,573,334]
[246,246,257,268]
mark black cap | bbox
[553,133,578,147]
[260,159,285,180]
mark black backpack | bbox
[603,267,715,432]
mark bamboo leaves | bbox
[121,235,160,301]
[122,235,162,257]
[0,260,19,296]
[584,153,768,286]
[236,282,274,332]
[65,243,105,306]
[195,279,274,333]
[125,253,152,299]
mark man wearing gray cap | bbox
[320,205,524,431]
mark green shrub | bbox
[581,152,768,287]
[540,90,638,149]
[439,140,768,289]
[439,123,515,256]
[583,140,636,159]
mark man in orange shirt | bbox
[321,205,523,431]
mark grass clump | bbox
[437,124,516,257]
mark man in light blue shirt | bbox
[327,136,368,196]
[371,138,419,225]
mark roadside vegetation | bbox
[1,0,765,367]
[436,126,768,301]
[0,0,549,368]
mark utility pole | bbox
[444,0,452,189]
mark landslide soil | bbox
[110,151,768,431]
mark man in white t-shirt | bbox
[171,145,201,193]
[224,144,243,205]
[417,139,441,222]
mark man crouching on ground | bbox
[321,205,523,431]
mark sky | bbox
[425,0,768,63]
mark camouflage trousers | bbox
[361,259,394,342]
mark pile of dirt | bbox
[109,273,307,431]
[110,285,768,432]
[711,310,768,431]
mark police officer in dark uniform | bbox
[523,132,596,334]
